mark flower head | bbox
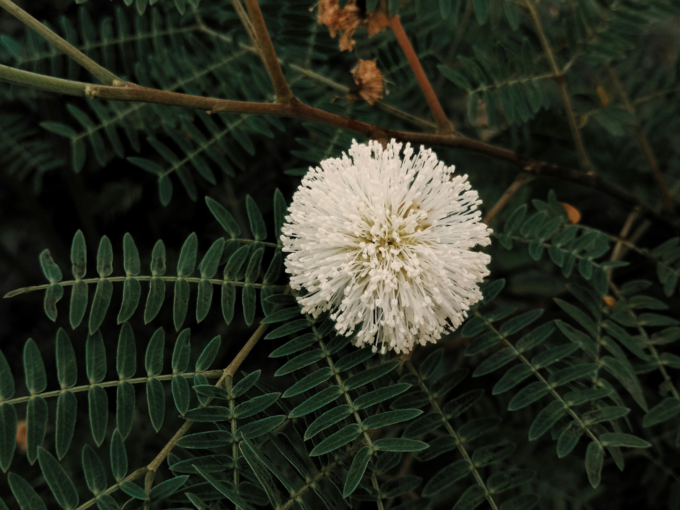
[281,140,492,354]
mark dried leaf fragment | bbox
[561,202,581,224]
[349,59,384,105]
[318,0,390,52]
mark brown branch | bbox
[526,1,592,173]
[1,63,673,228]
[605,64,673,211]
[242,0,293,103]
[390,15,454,134]
[483,173,534,225]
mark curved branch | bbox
[0,64,673,228]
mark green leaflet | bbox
[373,438,429,452]
[148,475,189,501]
[174,278,191,330]
[88,385,108,446]
[643,397,680,427]
[240,440,283,508]
[110,429,127,481]
[177,430,232,449]
[232,370,261,398]
[82,444,107,495]
[172,328,191,373]
[381,476,422,498]
[304,404,352,440]
[206,197,241,238]
[557,422,584,458]
[585,442,604,488]
[310,424,362,456]
[194,465,255,510]
[508,382,550,411]
[38,447,79,509]
[453,484,487,510]
[246,195,267,241]
[195,335,221,371]
[145,327,165,376]
[283,367,333,397]
[243,284,257,325]
[265,319,311,339]
[345,361,399,390]
[0,404,17,472]
[171,454,233,474]
[269,333,318,358]
[8,473,48,510]
[343,446,371,497]
[70,280,89,329]
[355,383,411,410]
[423,459,471,496]
[290,385,342,417]
[27,397,48,464]
[86,330,107,383]
[116,381,135,439]
[443,389,485,418]
[528,401,566,440]
[24,338,47,394]
[363,409,423,430]
[55,391,77,460]
[117,323,137,379]
[500,309,544,336]
[55,328,77,388]
[183,406,231,422]
[237,415,286,440]
[234,392,280,419]
[275,350,325,376]
[147,377,166,432]
[493,364,533,395]
[172,376,191,415]
[487,469,535,493]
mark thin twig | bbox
[605,64,673,211]
[143,322,270,491]
[0,0,119,85]
[389,15,454,134]
[483,173,534,225]
[242,0,293,103]
[526,0,592,173]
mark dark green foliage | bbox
[1,1,678,509]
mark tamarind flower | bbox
[281,140,492,354]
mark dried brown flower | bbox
[349,59,384,105]
[318,0,391,52]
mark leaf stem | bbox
[484,173,534,225]
[605,64,673,211]
[526,0,592,173]
[0,0,119,85]
[0,370,223,406]
[4,275,286,299]
[406,361,500,510]
[389,15,453,134]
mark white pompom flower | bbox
[281,140,492,354]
